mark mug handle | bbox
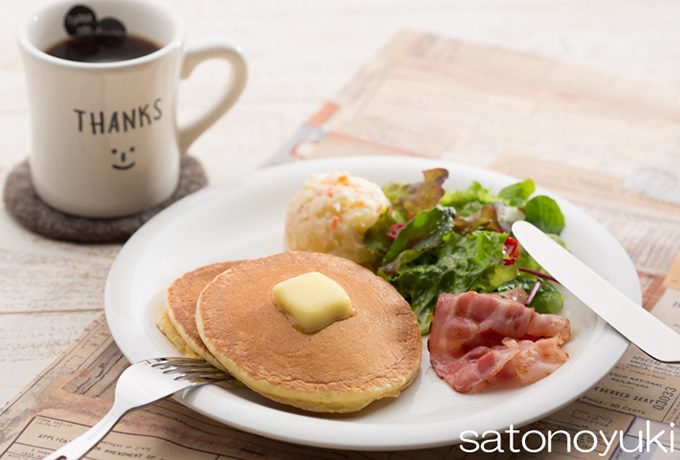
[177,39,247,153]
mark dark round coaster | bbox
[4,156,208,244]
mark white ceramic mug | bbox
[18,0,247,218]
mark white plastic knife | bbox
[512,221,680,363]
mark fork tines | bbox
[146,357,229,382]
[148,357,207,366]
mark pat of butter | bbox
[273,272,355,333]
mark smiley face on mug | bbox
[111,146,135,170]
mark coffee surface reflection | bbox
[45,34,160,63]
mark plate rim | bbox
[105,156,635,450]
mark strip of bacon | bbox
[428,292,570,393]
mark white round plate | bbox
[105,156,637,450]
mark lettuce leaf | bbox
[499,179,535,207]
[387,231,508,334]
[524,195,565,234]
[497,275,563,314]
[440,179,534,230]
[364,168,449,263]
[381,206,455,274]
[440,181,498,211]
[476,264,520,292]
[436,231,508,294]
[363,210,395,260]
[453,204,502,234]
[383,168,449,222]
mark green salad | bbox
[364,169,566,334]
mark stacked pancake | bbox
[157,252,422,413]
[157,261,242,370]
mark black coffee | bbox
[45,33,160,63]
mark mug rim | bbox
[18,0,185,70]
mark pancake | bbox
[164,261,242,370]
[156,309,201,359]
[196,251,422,413]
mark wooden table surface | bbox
[2,0,680,407]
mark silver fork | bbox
[44,357,229,460]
